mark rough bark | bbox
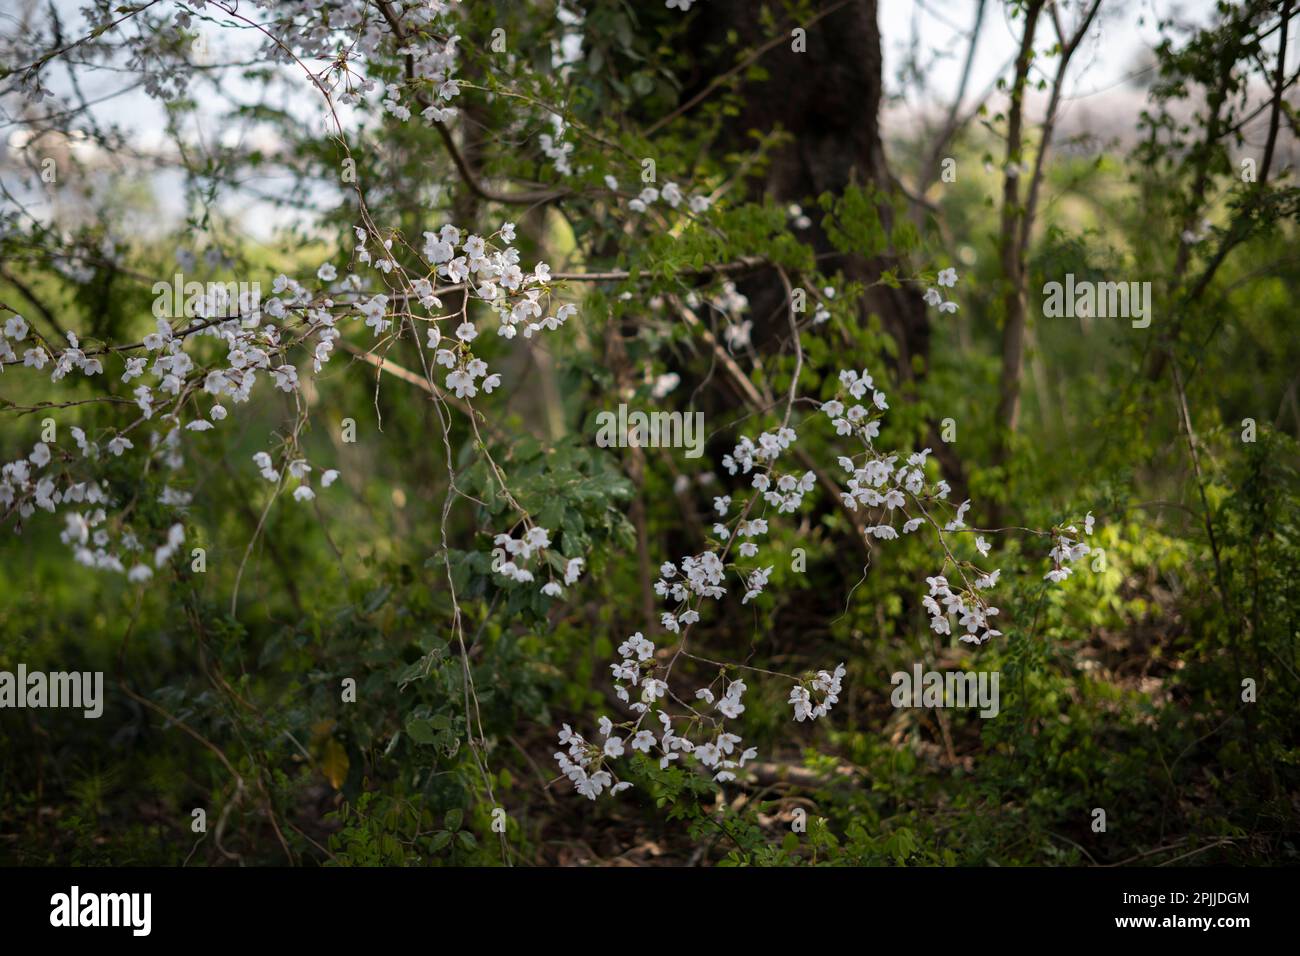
[677,0,956,484]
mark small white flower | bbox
[4,316,29,340]
[446,369,476,398]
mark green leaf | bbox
[405,718,436,745]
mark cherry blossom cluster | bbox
[0,427,191,584]
[1,208,580,582]
[816,282,1099,647]
[721,426,799,476]
[1044,513,1095,582]
[619,178,711,216]
[922,574,1001,642]
[550,407,850,798]
[401,222,578,397]
[254,0,465,121]
[709,281,752,350]
[923,267,961,313]
[553,630,764,798]
[491,525,586,597]
[811,286,836,325]
[788,664,846,722]
[819,365,1010,644]
[549,264,1103,800]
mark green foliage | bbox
[1,0,1296,869]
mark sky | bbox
[878,0,1217,110]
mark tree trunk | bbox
[677,0,955,481]
[683,0,928,361]
[994,0,1045,460]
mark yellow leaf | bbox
[321,738,349,790]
